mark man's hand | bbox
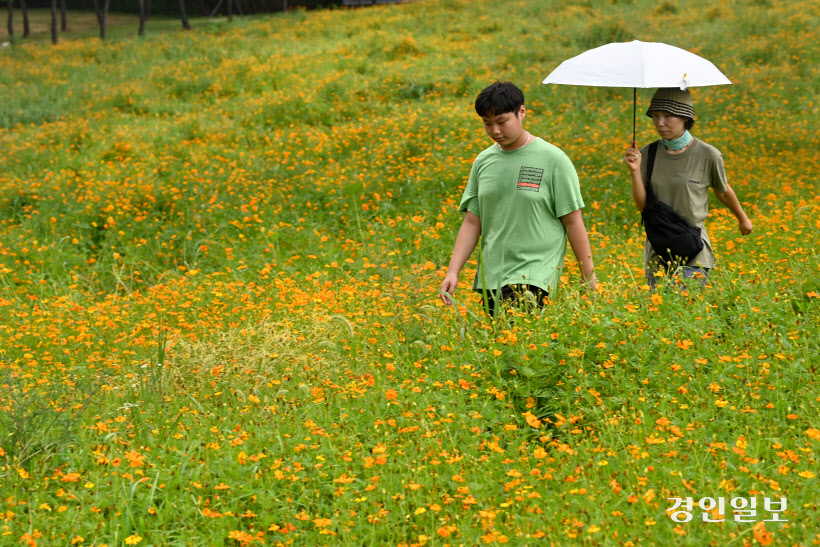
[584,272,598,292]
[440,272,459,306]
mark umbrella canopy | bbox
[542,40,732,144]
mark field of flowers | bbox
[1,0,818,545]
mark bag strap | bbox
[644,140,660,203]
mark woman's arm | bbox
[716,186,753,235]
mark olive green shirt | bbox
[640,138,728,272]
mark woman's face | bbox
[650,111,687,140]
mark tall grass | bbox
[0,0,818,544]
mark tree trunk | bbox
[92,0,110,39]
[91,0,102,27]
[59,0,66,31]
[227,0,232,22]
[20,0,29,38]
[101,0,109,39]
[6,1,12,40]
[49,0,57,44]
[179,0,190,30]
[138,0,146,35]
[145,0,151,20]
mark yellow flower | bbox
[124,535,142,545]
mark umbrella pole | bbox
[632,87,636,148]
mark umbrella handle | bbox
[632,87,636,148]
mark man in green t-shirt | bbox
[440,81,597,315]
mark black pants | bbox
[481,284,549,317]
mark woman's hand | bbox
[716,188,754,237]
[623,147,642,172]
[739,217,753,235]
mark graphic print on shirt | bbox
[516,166,544,192]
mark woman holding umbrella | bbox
[623,87,753,289]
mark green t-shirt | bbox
[458,137,585,294]
[640,138,728,271]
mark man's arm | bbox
[560,209,597,290]
[440,212,482,305]
[715,186,753,235]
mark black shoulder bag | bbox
[640,141,704,265]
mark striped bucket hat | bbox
[646,87,695,121]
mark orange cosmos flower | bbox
[753,522,773,546]
[523,412,542,428]
[124,451,145,468]
[60,472,82,482]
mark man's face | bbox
[481,105,526,150]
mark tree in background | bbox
[6,0,12,41]
[19,0,29,37]
[179,0,189,29]
[138,0,146,35]
[91,0,101,29]
[49,0,56,42]
[92,0,110,39]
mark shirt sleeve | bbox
[552,153,585,218]
[458,160,480,217]
[709,152,729,193]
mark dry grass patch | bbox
[165,316,343,398]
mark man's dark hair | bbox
[475,81,525,117]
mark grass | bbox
[0,0,819,545]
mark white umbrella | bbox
[542,40,732,145]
